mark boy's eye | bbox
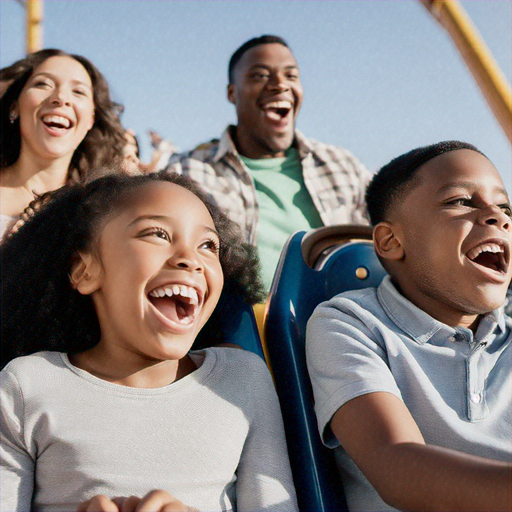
[499,204,512,218]
[448,197,473,207]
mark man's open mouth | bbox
[41,114,73,130]
[260,100,293,122]
[465,241,509,274]
[148,284,202,325]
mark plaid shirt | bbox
[166,126,371,245]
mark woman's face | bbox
[14,55,95,166]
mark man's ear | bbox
[227,83,235,105]
[373,222,404,262]
[69,252,102,295]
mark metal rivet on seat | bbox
[355,267,368,280]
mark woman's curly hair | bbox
[0,48,126,181]
[1,172,265,367]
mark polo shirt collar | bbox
[377,275,505,345]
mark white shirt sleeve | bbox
[1,368,35,512]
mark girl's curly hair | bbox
[1,172,264,367]
[0,49,126,181]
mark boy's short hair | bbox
[228,35,289,83]
[366,141,487,225]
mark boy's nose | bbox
[479,204,511,231]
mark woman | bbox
[0,49,127,237]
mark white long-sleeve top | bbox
[1,348,297,512]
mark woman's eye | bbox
[33,80,51,88]
[73,89,87,96]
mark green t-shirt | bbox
[241,148,323,291]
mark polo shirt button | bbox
[470,393,481,404]
[449,336,456,342]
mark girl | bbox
[0,49,127,238]
[0,172,297,512]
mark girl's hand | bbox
[77,491,198,512]
[77,495,120,512]
[116,490,197,511]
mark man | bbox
[166,35,371,290]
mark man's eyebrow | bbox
[128,215,220,237]
[248,64,299,71]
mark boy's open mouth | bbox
[148,284,202,325]
[465,241,509,274]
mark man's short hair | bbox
[366,141,487,226]
[228,35,290,83]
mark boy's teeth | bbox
[467,243,504,261]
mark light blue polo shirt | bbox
[306,275,512,512]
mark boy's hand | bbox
[77,490,198,512]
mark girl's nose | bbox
[167,246,203,272]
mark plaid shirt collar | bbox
[213,125,315,163]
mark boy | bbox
[306,141,511,511]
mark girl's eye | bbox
[200,239,220,254]
[140,227,170,241]
[73,89,87,96]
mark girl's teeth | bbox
[172,285,180,295]
[179,286,189,297]
[188,289,199,305]
[164,288,173,297]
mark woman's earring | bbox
[9,110,18,124]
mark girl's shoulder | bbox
[2,351,66,385]
[199,346,274,393]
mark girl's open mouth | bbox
[148,284,202,326]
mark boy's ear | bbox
[227,84,235,105]
[69,252,102,295]
[373,222,404,262]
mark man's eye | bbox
[250,73,268,80]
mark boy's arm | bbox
[331,391,512,512]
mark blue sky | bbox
[1,0,511,192]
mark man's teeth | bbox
[149,285,199,305]
[262,100,292,110]
[42,114,71,128]
[466,243,504,261]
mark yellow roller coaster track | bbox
[421,0,512,144]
